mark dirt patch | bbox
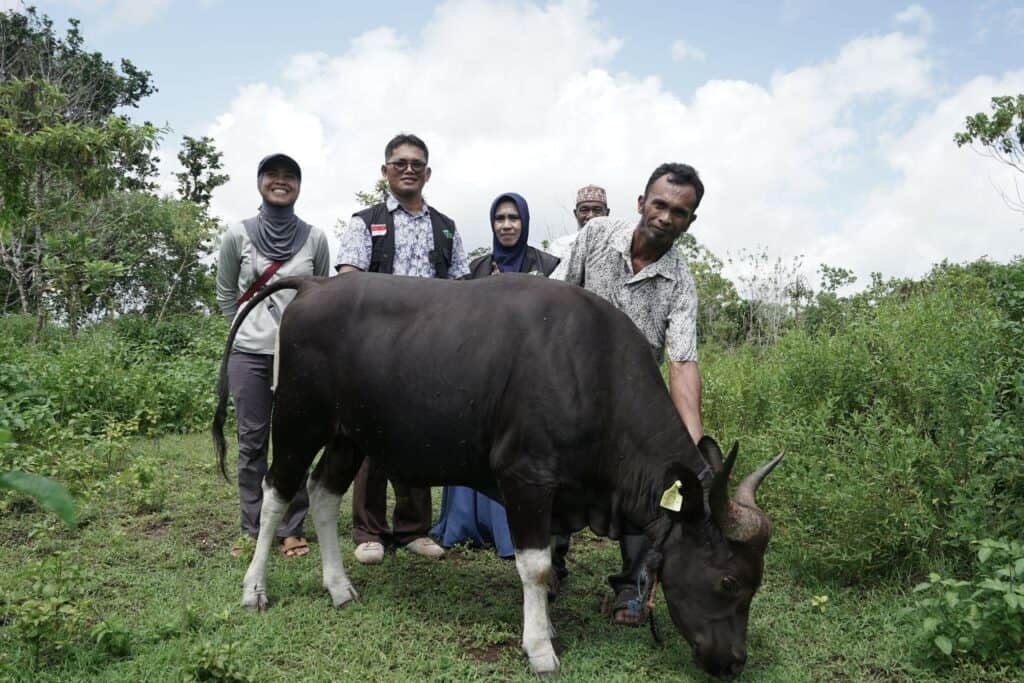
[186,530,221,554]
[142,517,171,538]
[463,639,515,664]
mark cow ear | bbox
[697,435,726,473]
[659,465,704,521]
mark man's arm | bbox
[334,216,371,273]
[550,227,588,284]
[669,360,703,442]
[447,228,470,279]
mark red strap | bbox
[236,261,284,306]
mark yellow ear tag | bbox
[660,480,685,512]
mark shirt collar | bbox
[386,193,430,219]
[611,222,681,281]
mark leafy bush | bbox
[703,258,1024,581]
[3,554,94,668]
[907,538,1024,665]
[0,312,227,496]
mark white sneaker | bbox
[353,541,384,564]
[404,537,446,559]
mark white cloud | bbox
[818,71,1024,279]
[895,4,935,35]
[671,39,705,63]
[189,0,1022,287]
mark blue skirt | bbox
[430,485,514,558]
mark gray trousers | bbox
[228,350,308,539]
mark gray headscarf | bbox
[243,153,312,262]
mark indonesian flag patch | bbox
[370,223,387,237]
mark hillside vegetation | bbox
[2,257,1023,679]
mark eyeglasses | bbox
[385,159,427,173]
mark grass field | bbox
[0,433,1018,682]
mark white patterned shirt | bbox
[552,217,698,362]
[334,194,469,279]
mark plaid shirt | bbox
[335,194,469,279]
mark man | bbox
[552,163,705,625]
[549,184,609,260]
[335,133,470,564]
[573,184,609,229]
[547,183,610,591]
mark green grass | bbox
[0,434,1019,682]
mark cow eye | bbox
[721,576,739,594]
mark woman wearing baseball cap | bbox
[215,153,331,558]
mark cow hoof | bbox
[527,651,560,676]
[327,583,359,608]
[242,589,269,611]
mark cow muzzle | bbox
[691,640,747,680]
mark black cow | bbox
[213,272,782,679]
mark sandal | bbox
[606,588,649,626]
[279,536,310,558]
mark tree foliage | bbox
[355,178,389,208]
[0,9,221,332]
[1,7,159,188]
[0,79,161,332]
[175,135,229,209]
[955,94,1024,213]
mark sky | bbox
[7,0,1024,288]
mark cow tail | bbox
[213,275,323,482]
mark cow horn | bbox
[712,449,784,544]
[734,451,785,508]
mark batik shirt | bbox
[552,217,698,363]
[334,194,469,279]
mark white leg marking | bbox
[241,480,288,610]
[308,477,358,607]
[515,547,559,675]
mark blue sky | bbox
[9,0,1024,286]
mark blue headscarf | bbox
[489,192,530,273]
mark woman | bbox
[215,153,330,558]
[430,192,559,557]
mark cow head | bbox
[651,439,783,679]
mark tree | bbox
[955,94,1024,214]
[175,135,229,209]
[675,234,744,347]
[335,178,390,242]
[1,7,159,189]
[0,79,160,334]
[355,178,389,208]
[727,247,809,345]
[0,10,218,332]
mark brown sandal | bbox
[279,536,310,558]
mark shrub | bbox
[0,312,227,495]
[702,258,1024,581]
[3,554,94,669]
[906,538,1024,665]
